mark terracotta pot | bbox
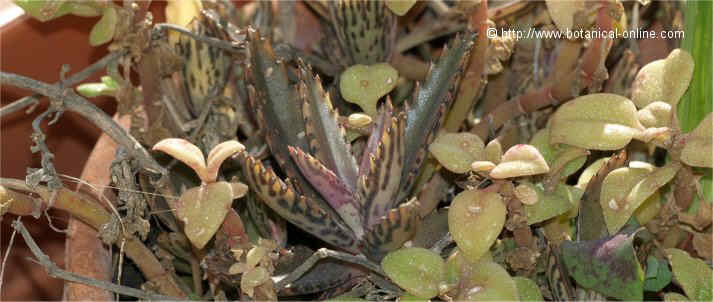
[0,3,166,300]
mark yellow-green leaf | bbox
[385,0,418,16]
[89,6,117,46]
[490,144,549,179]
[456,261,520,301]
[681,113,713,168]
[381,247,445,299]
[430,132,485,173]
[550,93,644,150]
[448,189,506,262]
[514,277,544,301]
[666,248,713,301]
[339,63,398,116]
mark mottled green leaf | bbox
[561,230,644,301]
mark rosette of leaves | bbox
[152,139,248,249]
[238,28,474,262]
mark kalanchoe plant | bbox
[238,28,475,261]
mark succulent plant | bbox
[238,28,474,261]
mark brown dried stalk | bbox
[471,2,615,139]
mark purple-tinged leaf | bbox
[360,99,393,177]
[298,63,359,191]
[238,152,359,252]
[288,146,364,237]
[362,199,421,261]
[561,229,644,301]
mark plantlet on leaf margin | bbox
[153,138,248,249]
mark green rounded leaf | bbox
[14,0,74,22]
[176,181,238,249]
[448,189,506,262]
[600,166,652,235]
[523,183,579,225]
[489,144,549,179]
[632,49,694,108]
[637,101,672,128]
[550,93,644,150]
[456,261,519,301]
[381,247,445,299]
[666,248,713,301]
[339,63,398,116]
[514,277,544,301]
[385,0,418,16]
[89,6,117,46]
[681,113,713,168]
[430,132,485,173]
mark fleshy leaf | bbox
[561,229,644,301]
[456,261,520,301]
[600,165,654,235]
[358,112,405,228]
[484,139,503,164]
[89,6,117,46]
[666,248,713,301]
[205,140,245,183]
[576,157,609,190]
[632,49,695,108]
[362,199,421,261]
[176,181,237,249]
[152,138,207,181]
[637,101,673,128]
[299,64,359,189]
[328,0,396,66]
[681,113,713,168]
[530,129,587,180]
[246,29,315,198]
[288,146,363,238]
[579,150,628,241]
[514,277,544,301]
[644,256,672,292]
[385,0,418,16]
[448,189,506,262]
[339,63,398,116]
[381,247,445,299]
[14,0,75,22]
[400,32,475,199]
[662,49,695,107]
[490,144,550,179]
[238,153,358,252]
[429,132,485,174]
[549,93,644,150]
[523,183,579,225]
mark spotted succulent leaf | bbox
[238,152,359,252]
[328,0,397,66]
[288,146,364,237]
[298,62,359,190]
[358,110,406,228]
[400,31,476,198]
[362,199,421,261]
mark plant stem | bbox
[0,72,166,175]
[10,219,185,301]
[0,179,186,298]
